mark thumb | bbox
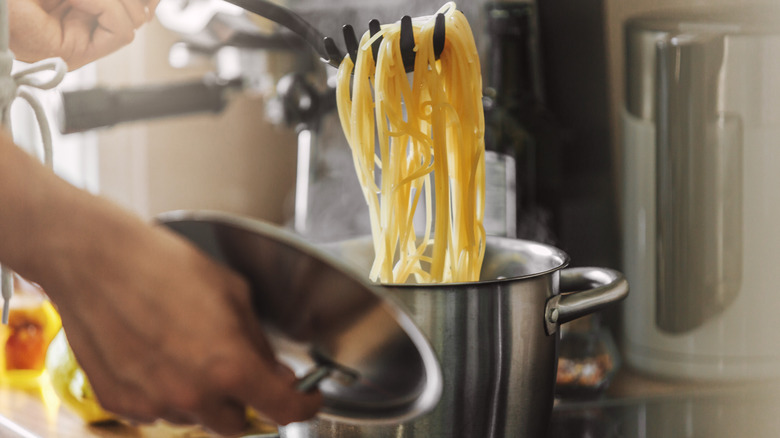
[235,304,323,425]
[236,349,323,426]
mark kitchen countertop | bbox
[0,378,275,438]
[0,382,221,437]
[0,368,778,437]
[549,366,780,438]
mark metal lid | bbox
[158,210,442,424]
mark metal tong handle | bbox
[223,0,446,72]
[221,0,343,68]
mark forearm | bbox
[0,129,149,296]
[0,131,322,431]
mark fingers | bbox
[227,284,323,424]
[52,2,133,69]
[58,8,95,63]
[55,251,321,432]
[116,0,151,28]
[230,280,277,360]
[193,399,249,436]
[69,0,144,29]
[61,0,154,68]
[236,353,323,425]
[146,0,161,19]
[68,0,135,34]
[193,323,321,427]
[9,0,154,66]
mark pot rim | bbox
[342,235,572,288]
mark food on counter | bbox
[45,330,281,434]
[246,408,282,435]
[45,329,116,424]
[6,307,50,370]
[556,353,614,389]
[336,1,486,284]
[0,276,61,386]
[555,320,619,398]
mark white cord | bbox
[0,21,67,323]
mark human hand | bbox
[0,110,321,435]
[8,0,159,69]
[41,218,322,434]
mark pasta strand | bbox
[337,2,486,284]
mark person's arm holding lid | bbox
[0,0,322,433]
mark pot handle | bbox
[544,268,629,335]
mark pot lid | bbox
[158,210,442,424]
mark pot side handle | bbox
[544,268,629,335]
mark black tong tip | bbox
[322,37,343,69]
[337,13,446,73]
[343,24,360,65]
[433,13,446,60]
[368,19,383,62]
[399,16,416,72]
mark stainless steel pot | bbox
[159,211,627,437]
[281,236,628,438]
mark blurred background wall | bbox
[90,22,298,224]
[85,0,764,250]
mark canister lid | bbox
[626,5,780,35]
[625,5,780,121]
[159,210,442,424]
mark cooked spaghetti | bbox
[336,2,486,284]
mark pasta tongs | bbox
[222,0,446,72]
